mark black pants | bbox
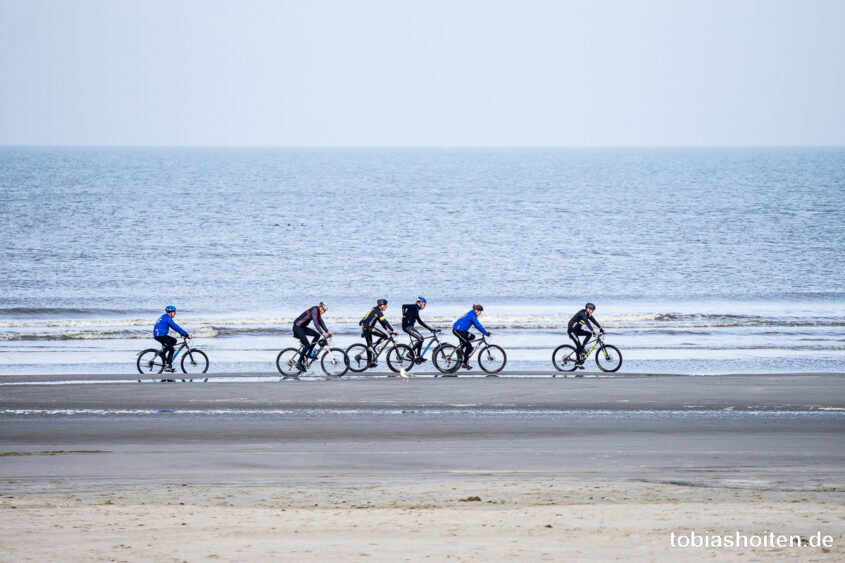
[293,325,321,362]
[154,335,177,365]
[403,326,423,357]
[363,328,387,363]
[452,329,475,364]
[568,326,592,356]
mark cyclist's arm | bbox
[418,317,434,332]
[314,308,329,333]
[378,314,395,332]
[168,317,188,337]
[472,316,490,336]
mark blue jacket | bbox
[453,310,489,335]
[154,314,187,337]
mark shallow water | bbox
[2,147,843,374]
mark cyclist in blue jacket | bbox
[153,305,191,372]
[452,304,490,370]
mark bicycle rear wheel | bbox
[181,350,209,374]
[478,344,507,375]
[433,343,461,374]
[137,349,165,374]
[386,344,413,373]
[276,348,303,378]
[552,345,579,373]
[345,343,370,372]
[321,347,349,378]
[595,345,622,372]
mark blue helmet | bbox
[165,305,176,313]
[417,296,427,304]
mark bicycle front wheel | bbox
[478,345,507,374]
[345,343,370,372]
[137,349,165,374]
[552,345,579,373]
[386,344,413,373]
[321,347,349,378]
[276,348,302,378]
[433,343,461,374]
[181,350,209,374]
[596,345,622,372]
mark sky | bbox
[0,0,843,146]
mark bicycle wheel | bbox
[181,349,209,374]
[552,345,579,373]
[345,343,370,372]
[386,344,413,373]
[478,344,507,375]
[137,349,165,374]
[321,347,349,378]
[276,348,303,378]
[595,345,622,372]
[433,343,461,374]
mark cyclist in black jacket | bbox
[568,302,603,367]
[402,296,437,364]
[360,299,399,367]
[293,302,331,371]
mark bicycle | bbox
[136,336,209,381]
[346,332,412,374]
[552,332,622,374]
[434,334,507,376]
[276,335,349,379]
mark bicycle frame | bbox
[298,336,330,367]
[409,330,444,359]
[456,334,491,361]
[577,333,605,359]
[160,337,191,364]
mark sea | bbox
[1,147,843,376]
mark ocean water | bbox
[1,147,843,375]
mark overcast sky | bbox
[1,0,843,146]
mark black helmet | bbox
[585,302,596,311]
[472,304,484,312]
[377,299,388,306]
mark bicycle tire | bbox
[181,349,209,374]
[433,343,461,374]
[276,348,303,378]
[137,349,165,374]
[478,344,507,374]
[596,345,622,372]
[321,347,349,378]
[386,344,413,373]
[552,345,579,373]
[345,343,370,372]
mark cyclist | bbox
[452,304,490,370]
[568,302,604,368]
[293,302,331,371]
[360,299,399,368]
[402,296,437,364]
[153,305,191,373]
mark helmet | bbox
[585,302,596,311]
[165,305,176,313]
[319,301,327,311]
[377,299,388,306]
[417,296,427,304]
[472,304,484,312]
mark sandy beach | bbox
[2,374,844,561]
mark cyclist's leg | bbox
[404,327,423,358]
[293,325,310,364]
[452,329,473,365]
[370,328,387,363]
[155,335,177,366]
[303,327,321,358]
[569,328,590,359]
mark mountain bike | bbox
[346,332,411,373]
[136,336,209,381]
[552,332,622,374]
[276,335,349,379]
[434,334,507,376]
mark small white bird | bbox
[400,368,410,380]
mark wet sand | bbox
[1,374,844,560]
